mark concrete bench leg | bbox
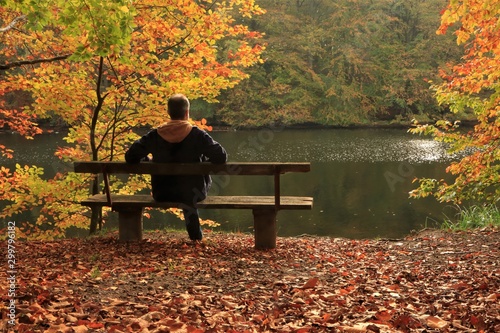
[117,208,143,241]
[252,209,277,250]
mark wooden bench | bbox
[73,161,313,249]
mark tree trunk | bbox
[88,56,106,234]
[88,177,102,234]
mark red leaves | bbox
[78,321,104,329]
[301,277,319,289]
[414,0,500,204]
[0,0,266,240]
[1,230,499,332]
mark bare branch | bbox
[0,54,72,71]
[0,15,26,33]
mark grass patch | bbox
[442,204,500,231]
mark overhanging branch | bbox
[0,15,26,33]
[0,54,72,70]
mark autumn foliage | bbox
[0,0,265,238]
[410,0,500,204]
[1,230,499,331]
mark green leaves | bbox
[4,0,136,60]
[411,0,500,205]
[216,0,463,127]
[1,0,265,237]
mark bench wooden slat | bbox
[73,161,310,175]
[81,194,313,210]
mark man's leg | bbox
[182,207,203,241]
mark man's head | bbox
[167,94,190,120]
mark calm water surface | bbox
[0,128,458,239]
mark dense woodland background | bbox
[1,0,465,129]
[189,0,465,128]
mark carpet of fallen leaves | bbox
[1,228,499,333]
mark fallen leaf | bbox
[73,325,89,333]
[424,315,449,329]
[302,277,319,289]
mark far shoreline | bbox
[0,118,478,135]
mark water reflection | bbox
[221,129,456,164]
[0,129,458,239]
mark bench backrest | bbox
[74,161,310,175]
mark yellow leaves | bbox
[2,0,265,131]
[1,0,266,239]
[0,166,11,175]
[438,0,500,43]
[0,162,91,239]
[115,174,150,194]
[436,0,500,97]
[167,207,184,220]
[200,217,220,227]
[455,29,471,45]
[230,0,267,18]
[226,41,266,68]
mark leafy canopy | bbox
[410,0,500,204]
[0,0,265,238]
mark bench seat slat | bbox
[81,194,313,210]
[74,161,310,175]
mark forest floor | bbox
[1,228,499,333]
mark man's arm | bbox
[200,131,227,164]
[125,131,153,163]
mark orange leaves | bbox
[3,230,499,331]
[411,0,500,204]
[1,0,266,135]
[226,42,266,68]
[436,0,500,92]
[0,144,14,159]
[192,118,213,131]
[0,108,42,139]
[301,277,319,289]
[0,0,265,238]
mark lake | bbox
[0,128,458,239]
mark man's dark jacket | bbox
[125,123,227,205]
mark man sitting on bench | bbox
[125,93,227,241]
